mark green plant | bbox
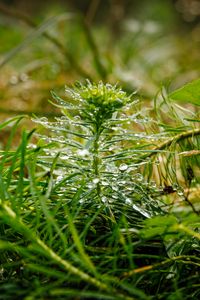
[0,80,199,299]
[33,81,166,219]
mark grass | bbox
[0,81,199,299]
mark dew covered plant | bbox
[0,80,200,300]
[34,81,160,218]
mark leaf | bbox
[0,115,25,131]
[170,78,200,106]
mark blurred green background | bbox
[0,0,200,121]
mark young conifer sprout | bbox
[34,80,161,219]
[35,80,200,213]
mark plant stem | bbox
[121,255,200,278]
[136,128,200,164]
[92,126,102,197]
[153,128,200,152]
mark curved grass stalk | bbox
[137,128,200,163]
[121,255,200,278]
[152,128,200,152]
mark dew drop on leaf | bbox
[93,178,100,184]
[60,155,69,160]
[119,163,128,171]
[56,175,64,183]
[101,180,109,186]
[125,198,132,205]
[77,149,90,157]
[102,196,107,203]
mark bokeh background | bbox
[0,0,200,123]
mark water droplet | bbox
[77,149,90,157]
[177,190,184,197]
[60,155,69,160]
[102,196,107,203]
[119,180,126,186]
[93,178,100,184]
[112,185,118,191]
[172,183,178,190]
[151,181,157,188]
[74,116,81,121]
[87,183,94,189]
[101,180,109,186]
[53,169,65,176]
[124,105,131,111]
[119,163,128,171]
[108,198,115,203]
[132,204,150,218]
[125,198,132,205]
[134,173,143,181]
[58,137,65,143]
[126,187,133,191]
[56,175,64,182]
[60,116,68,121]
[111,127,119,132]
[34,117,48,125]
[28,143,37,149]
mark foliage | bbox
[0,81,200,299]
[170,78,200,106]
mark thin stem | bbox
[153,128,200,152]
[92,125,102,196]
[183,194,199,215]
[136,128,200,163]
[122,255,200,278]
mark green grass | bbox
[0,81,199,299]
